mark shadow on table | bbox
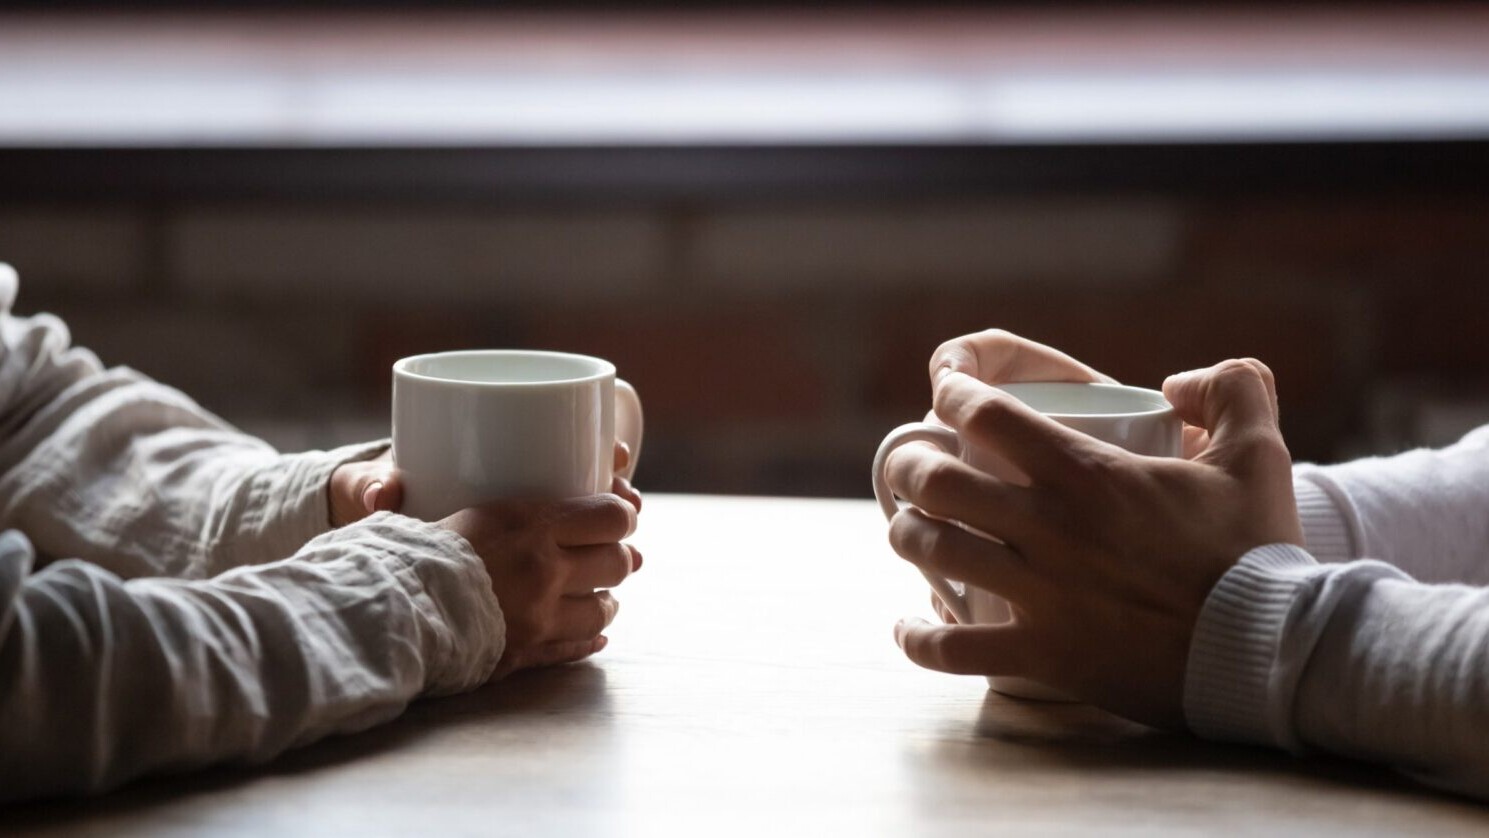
[921,690,1485,809]
[6,662,611,828]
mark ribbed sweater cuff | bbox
[1293,476,1354,563]
[1184,543,1327,750]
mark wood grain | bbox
[8,495,1487,835]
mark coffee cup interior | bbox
[396,350,612,385]
[994,382,1171,417]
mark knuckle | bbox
[1213,358,1263,390]
[1239,357,1275,382]
[589,596,617,635]
[594,494,637,537]
[914,458,963,504]
[888,511,938,562]
[977,328,1017,350]
[966,393,1016,434]
[887,512,916,556]
[931,336,965,364]
[605,546,633,585]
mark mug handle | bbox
[615,379,644,481]
[871,422,974,625]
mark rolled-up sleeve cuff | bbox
[1292,474,1355,563]
[1183,544,1327,751]
[301,511,505,695]
[252,439,392,561]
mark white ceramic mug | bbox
[393,350,644,522]
[872,381,1182,701]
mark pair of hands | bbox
[885,331,1303,729]
[329,443,642,678]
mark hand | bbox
[329,441,641,527]
[931,329,1212,458]
[885,358,1302,729]
[442,491,642,677]
[329,450,403,527]
[930,328,1114,386]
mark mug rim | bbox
[393,349,616,386]
[995,381,1173,419]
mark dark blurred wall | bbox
[6,191,1488,497]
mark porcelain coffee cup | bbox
[872,381,1182,701]
[393,350,643,522]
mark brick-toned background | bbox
[5,194,1488,497]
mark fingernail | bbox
[362,482,382,511]
[630,548,644,572]
[935,364,955,382]
[594,635,609,652]
[894,618,908,647]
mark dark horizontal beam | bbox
[2,142,1485,205]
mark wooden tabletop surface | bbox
[9,494,1488,835]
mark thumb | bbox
[363,468,404,514]
[894,617,1025,676]
[330,460,404,526]
[1162,359,1285,467]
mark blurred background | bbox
[2,2,1487,497]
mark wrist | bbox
[1292,472,1356,563]
[1184,543,1325,750]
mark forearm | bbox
[0,365,388,578]
[0,514,503,802]
[1186,546,1489,799]
[1,276,387,578]
[1291,425,1489,584]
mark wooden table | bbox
[9,495,1488,834]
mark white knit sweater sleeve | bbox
[1185,425,1489,798]
[0,266,506,800]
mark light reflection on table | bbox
[10,495,1487,835]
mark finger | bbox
[1163,359,1277,436]
[931,329,1116,386]
[895,617,1026,676]
[551,591,620,642]
[367,471,404,514]
[614,441,631,473]
[611,476,643,513]
[1240,358,1281,425]
[933,371,1104,485]
[889,508,1040,601]
[331,460,400,525]
[1181,425,1211,460]
[551,494,638,546]
[884,442,1041,545]
[564,543,635,592]
[524,636,608,669]
[1162,360,1287,471]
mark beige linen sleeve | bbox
[0,514,504,802]
[0,265,505,801]
[0,264,389,579]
